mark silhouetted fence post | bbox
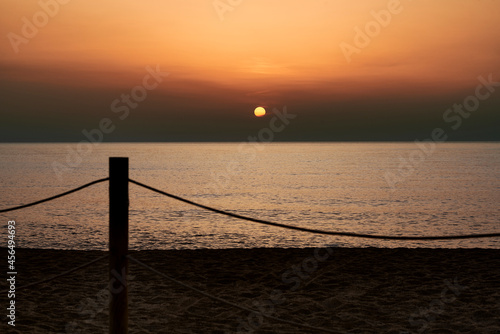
[109,157,129,334]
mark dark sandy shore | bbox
[1,247,499,333]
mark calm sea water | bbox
[0,142,499,250]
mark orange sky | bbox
[1,0,499,141]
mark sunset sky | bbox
[1,0,499,141]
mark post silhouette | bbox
[109,157,129,334]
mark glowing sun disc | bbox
[254,107,266,117]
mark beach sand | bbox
[1,247,499,333]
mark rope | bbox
[0,178,109,213]
[129,179,500,240]
[127,255,342,334]
[3,254,108,293]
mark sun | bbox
[254,107,266,117]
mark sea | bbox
[0,142,499,250]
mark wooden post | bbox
[109,157,129,334]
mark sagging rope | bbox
[129,179,500,240]
[0,178,109,213]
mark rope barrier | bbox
[0,169,496,332]
[129,179,500,240]
[0,178,110,213]
[127,255,342,334]
[3,254,108,293]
